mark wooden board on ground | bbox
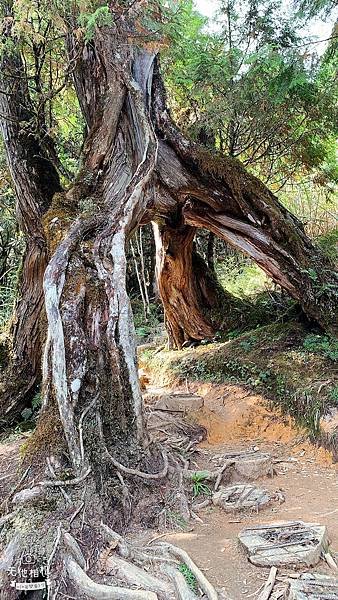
[238,521,328,567]
[213,483,273,512]
[288,573,338,599]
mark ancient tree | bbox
[0,1,337,596]
[153,220,246,348]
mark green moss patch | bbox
[144,321,337,445]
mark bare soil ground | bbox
[142,381,338,598]
[0,381,337,599]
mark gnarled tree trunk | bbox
[0,11,336,482]
[0,42,61,426]
[153,218,244,348]
[151,62,338,336]
[1,16,336,471]
[0,8,337,597]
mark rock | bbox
[213,484,273,512]
[238,521,328,567]
[288,573,338,599]
[234,452,273,480]
[320,407,338,435]
[12,486,45,505]
[214,450,273,481]
[154,393,204,413]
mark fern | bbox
[78,6,113,42]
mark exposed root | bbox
[182,463,233,485]
[163,564,199,600]
[66,556,159,599]
[104,448,168,480]
[0,535,20,576]
[101,523,131,559]
[47,456,72,504]
[96,528,221,598]
[155,542,219,600]
[63,531,86,569]
[214,460,235,491]
[104,554,172,594]
[0,466,30,511]
[192,499,211,511]
[0,461,223,599]
[0,510,18,528]
[79,396,98,462]
[38,466,92,487]
[47,524,62,572]
[146,408,206,450]
[0,381,225,599]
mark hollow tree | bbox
[152,219,246,348]
[150,64,337,336]
[0,2,337,596]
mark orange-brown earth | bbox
[141,380,338,598]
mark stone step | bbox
[213,450,274,481]
[239,521,328,567]
[143,388,204,412]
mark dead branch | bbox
[258,567,277,600]
[69,501,85,525]
[323,552,338,571]
[47,524,62,600]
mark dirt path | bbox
[1,382,337,598]
[144,381,338,598]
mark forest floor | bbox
[1,392,337,597]
[138,379,338,598]
[0,320,337,598]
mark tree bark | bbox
[0,10,337,597]
[151,61,338,336]
[153,219,243,348]
[207,232,215,272]
[0,35,61,426]
[29,34,160,474]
